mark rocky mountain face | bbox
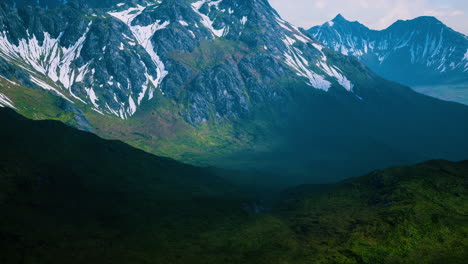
[309,15,468,86]
[1,1,468,181]
[0,0,358,123]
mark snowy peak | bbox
[404,16,442,24]
[0,0,368,124]
[332,14,347,22]
[387,16,449,33]
[309,16,468,86]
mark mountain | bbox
[309,15,468,87]
[0,0,357,122]
[1,111,466,263]
[1,1,468,183]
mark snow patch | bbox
[128,96,136,115]
[30,76,72,102]
[109,3,170,115]
[240,16,248,25]
[85,87,99,108]
[179,20,189,26]
[0,92,16,109]
[312,43,324,51]
[0,23,93,103]
[188,30,196,38]
[319,62,354,91]
[281,37,331,91]
[191,0,225,37]
[0,75,19,86]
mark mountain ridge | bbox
[309,14,468,86]
[0,107,237,198]
[0,0,359,122]
[1,1,468,182]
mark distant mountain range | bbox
[309,14,468,87]
[0,1,468,182]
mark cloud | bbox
[359,0,370,9]
[269,0,468,34]
[424,8,464,17]
[375,0,414,29]
[314,0,327,9]
[450,10,464,16]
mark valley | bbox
[0,2,467,183]
[412,83,468,106]
[0,1,467,262]
[0,108,466,264]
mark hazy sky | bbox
[269,0,468,35]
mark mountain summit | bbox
[309,15,468,86]
[0,0,356,122]
[332,13,346,22]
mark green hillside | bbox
[279,159,468,263]
[0,108,466,263]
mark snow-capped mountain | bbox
[0,0,358,122]
[309,15,468,86]
[1,0,468,178]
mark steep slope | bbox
[0,1,468,183]
[0,107,250,263]
[0,0,357,121]
[0,107,234,199]
[309,15,468,86]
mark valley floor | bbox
[1,159,467,264]
[412,84,468,106]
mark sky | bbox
[269,0,468,35]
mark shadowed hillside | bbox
[0,108,466,263]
